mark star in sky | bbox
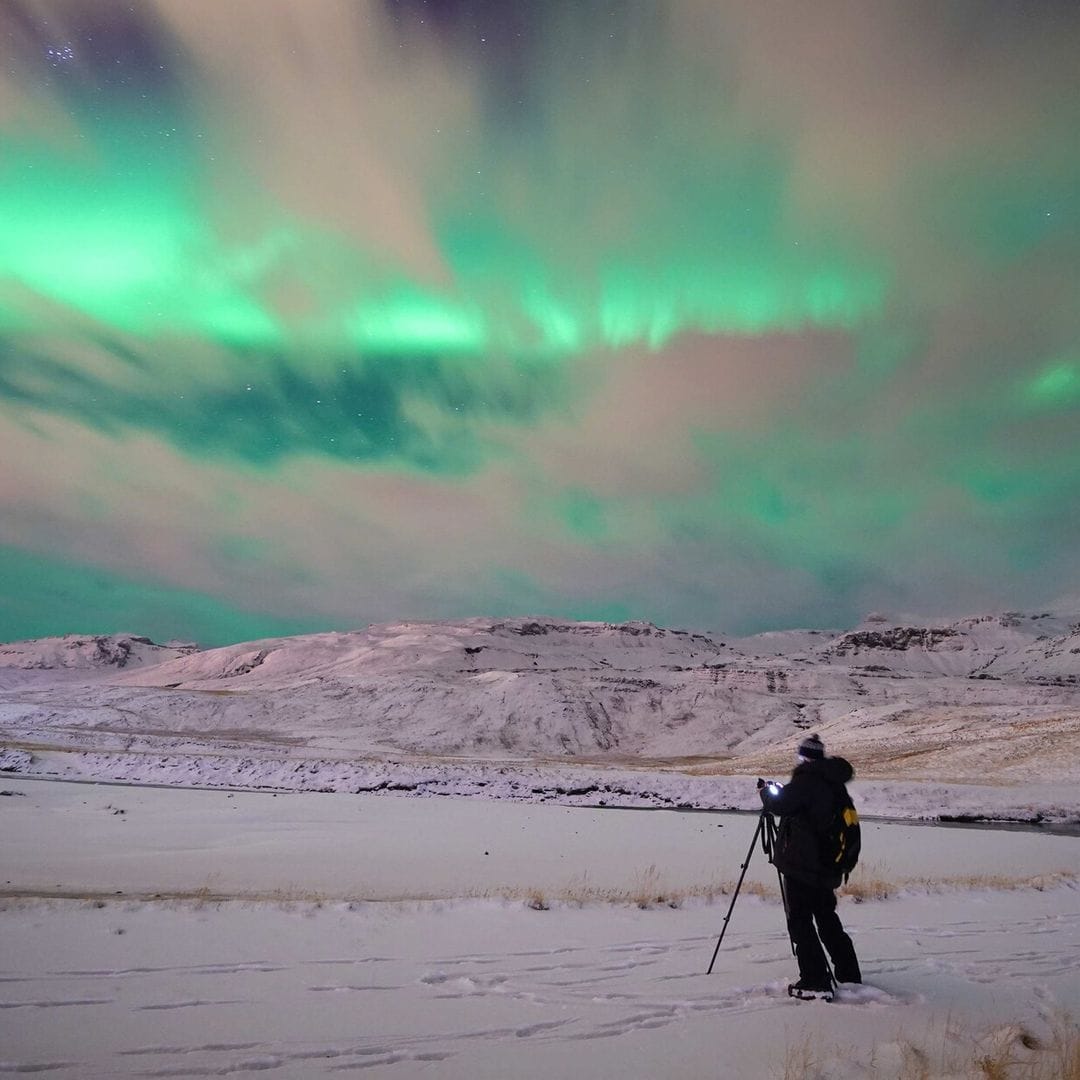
[45,44,75,64]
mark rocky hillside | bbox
[809,611,1080,682]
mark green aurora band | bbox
[2,0,1080,641]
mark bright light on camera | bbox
[768,783,780,796]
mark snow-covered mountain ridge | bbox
[2,611,1079,791]
[0,633,196,673]
[6,608,1078,681]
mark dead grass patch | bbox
[838,863,1077,903]
[775,1012,1080,1080]
[488,865,750,910]
[0,868,1072,910]
[839,873,895,902]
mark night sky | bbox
[2,0,1080,645]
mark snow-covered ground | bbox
[1,778,1078,1079]
[3,611,1079,1075]
[5,746,1080,825]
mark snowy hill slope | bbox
[2,611,1079,784]
[0,633,195,671]
[111,618,730,689]
[0,634,195,681]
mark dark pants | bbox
[783,875,861,985]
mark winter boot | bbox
[788,978,834,1002]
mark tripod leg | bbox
[706,813,765,975]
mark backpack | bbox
[826,789,861,882]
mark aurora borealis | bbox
[2,0,1080,645]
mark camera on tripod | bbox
[706,778,791,975]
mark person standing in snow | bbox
[758,733,862,998]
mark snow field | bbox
[2,778,1077,902]
[0,891,1077,1079]
[1,779,1079,1078]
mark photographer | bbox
[758,733,861,997]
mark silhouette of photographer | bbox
[758,733,861,997]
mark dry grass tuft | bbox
[839,872,894,902]
[629,864,668,908]
[741,880,775,900]
[525,888,549,911]
[775,1012,1079,1080]
[778,1034,821,1080]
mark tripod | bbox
[705,808,793,975]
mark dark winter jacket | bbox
[759,756,854,889]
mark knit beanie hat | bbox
[797,733,825,761]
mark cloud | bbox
[1,0,1079,639]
